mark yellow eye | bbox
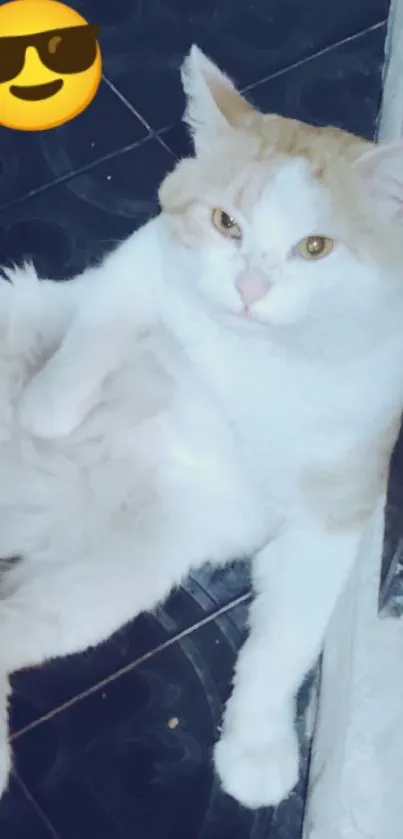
[295,235,334,260]
[212,208,242,241]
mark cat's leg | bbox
[19,221,163,440]
[214,516,365,809]
[18,307,138,439]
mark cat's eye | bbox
[295,235,334,261]
[212,208,242,241]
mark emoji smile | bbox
[10,79,63,101]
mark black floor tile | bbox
[246,25,386,140]
[10,603,261,839]
[0,136,175,280]
[163,24,386,161]
[0,776,58,839]
[8,601,314,839]
[83,0,390,130]
[0,79,149,211]
[10,575,250,736]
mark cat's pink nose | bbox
[235,269,270,307]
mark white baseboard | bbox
[303,9,403,832]
[304,502,403,838]
[378,0,403,141]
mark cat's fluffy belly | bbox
[0,317,271,574]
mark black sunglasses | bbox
[0,24,100,84]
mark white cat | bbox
[0,45,402,810]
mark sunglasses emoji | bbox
[0,0,102,131]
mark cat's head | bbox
[159,46,403,336]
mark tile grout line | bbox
[242,19,387,95]
[13,772,62,839]
[0,123,176,214]
[102,75,179,160]
[0,133,159,213]
[154,128,180,160]
[10,592,252,742]
[102,75,155,134]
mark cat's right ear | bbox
[181,45,254,155]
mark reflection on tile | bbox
[246,25,386,139]
[10,602,316,839]
[0,80,149,210]
[84,0,389,129]
[0,137,175,280]
[10,568,251,735]
[0,776,56,839]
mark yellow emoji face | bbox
[0,0,102,131]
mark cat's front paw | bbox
[214,727,299,809]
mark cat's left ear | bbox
[181,45,255,155]
[355,141,403,219]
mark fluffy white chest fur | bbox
[0,45,403,812]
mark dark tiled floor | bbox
[10,573,251,737]
[0,0,388,836]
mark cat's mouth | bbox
[229,306,265,329]
[240,304,263,320]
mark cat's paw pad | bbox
[214,729,299,809]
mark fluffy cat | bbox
[0,45,403,810]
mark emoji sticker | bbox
[0,0,102,131]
